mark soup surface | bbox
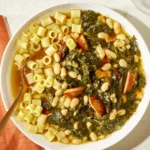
[11,9,146,144]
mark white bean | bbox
[101,63,111,71]
[90,132,97,141]
[55,89,63,96]
[62,60,66,67]
[68,71,77,78]
[72,61,78,68]
[105,49,117,59]
[126,44,131,49]
[62,82,68,89]
[114,22,121,34]
[72,139,82,144]
[61,137,69,144]
[86,122,92,129]
[110,93,117,103]
[82,136,88,143]
[61,67,67,78]
[54,53,60,62]
[67,60,72,66]
[119,59,128,68]
[64,129,71,136]
[64,97,71,108]
[97,32,109,39]
[53,63,61,75]
[96,44,105,59]
[84,95,89,105]
[52,96,59,107]
[77,74,82,80]
[109,109,117,120]
[68,135,75,141]
[117,109,126,116]
[98,135,106,140]
[61,109,68,116]
[115,29,121,35]
[116,34,126,40]
[113,63,118,68]
[114,22,121,30]
[106,18,113,29]
[114,40,125,47]
[74,121,79,130]
[59,96,66,103]
[70,98,79,109]
[101,82,109,92]
[98,15,105,23]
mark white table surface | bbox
[0,0,150,149]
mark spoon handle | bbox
[0,88,24,135]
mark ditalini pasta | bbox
[66,38,76,50]
[11,9,146,145]
[17,110,26,121]
[40,16,53,27]
[41,37,50,48]
[37,114,48,125]
[32,43,41,52]
[26,103,36,113]
[37,26,47,37]
[27,60,39,70]
[66,19,72,27]
[33,105,43,117]
[27,124,38,134]
[45,44,58,56]
[36,59,44,69]
[71,9,81,19]
[44,130,55,142]
[21,31,31,42]
[17,40,28,49]
[34,68,43,74]
[45,76,54,87]
[44,68,54,77]
[61,25,70,34]
[14,54,25,65]
[30,34,41,44]
[31,116,38,125]
[25,72,35,84]
[33,74,45,82]
[32,99,42,106]
[19,102,26,110]
[23,93,32,105]
[54,12,66,23]
[47,30,57,38]
[37,124,45,133]
[71,24,81,33]
[33,83,45,93]
[51,38,59,44]
[23,113,34,123]
[29,23,39,34]
[18,48,28,54]
[42,56,52,65]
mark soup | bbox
[11,9,146,144]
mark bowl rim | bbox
[0,1,150,150]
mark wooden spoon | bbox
[0,60,28,135]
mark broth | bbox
[10,49,46,98]
[10,63,21,98]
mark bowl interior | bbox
[1,2,150,150]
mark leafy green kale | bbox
[81,10,99,31]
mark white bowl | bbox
[1,2,150,150]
